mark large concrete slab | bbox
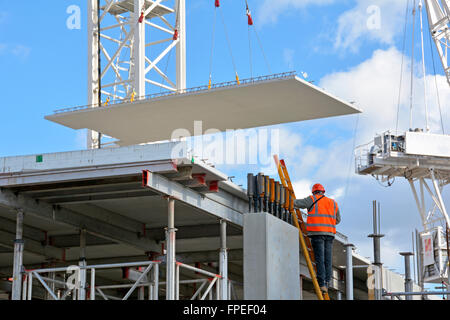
[45,75,361,146]
[243,213,300,300]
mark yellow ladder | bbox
[274,155,330,301]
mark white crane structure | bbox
[425,0,450,86]
[87,0,186,149]
[356,0,450,284]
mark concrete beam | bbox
[43,224,242,248]
[0,216,47,243]
[0,230,64,261]
[45,190,157,204]
[163,166,192,181]
[157,249,243,264]
[0,279,47,299]
[146,224,242,241]
[49,233,115,248]
[143,171,244,226]
[15,176,141,194]
[0,188,159,252]
[65,203,144,234]
[24,182,143,199]
[0,159,178,188]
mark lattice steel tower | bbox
[87,0,186,149]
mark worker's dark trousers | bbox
[310,235,334,288]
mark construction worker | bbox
[294,183,341,294]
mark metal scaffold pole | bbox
[344,244,354,300]
[166,198,176,300]
[11,210,24,300]
[400,252,414,300]
[219,219,228,300]
[368,200,384,300]
[78,229,87,300]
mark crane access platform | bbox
[355,130,450,284]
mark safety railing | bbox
[354,141,373,172]
[355,130,409,173]
[21,261,160,300]
[52,71,297,115]
[383,290,450,299]
[21,259,241,300]
[159,261,222,300]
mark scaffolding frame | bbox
[21,261,160,300]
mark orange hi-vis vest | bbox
[306,194,338,234]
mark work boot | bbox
[320,286,328,293]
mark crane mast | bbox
[355,1,450,285]
[425,0,450,85]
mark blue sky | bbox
[1,0,449,285]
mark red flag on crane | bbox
[246,2,253,26]
[215,0,220,8]
[173,29,179,40]
[138,11,145,23]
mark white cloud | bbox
[334,0,406,52]
[320,47,450,143]
[328,186,345,200]
[354,237,405,271]
[11,44,31,59]
[257,0,407,52]
[292,179,313,198]
[75,130,87,150]
[0,44,32,59]
[283,48,295,70]
[257,0,335,25]
[0,11,8,24]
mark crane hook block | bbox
[215,0,220,8]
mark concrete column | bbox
[219,220,228,300]
[78,229,87,300]
[400,252,414,300]
[12,210,24,300]
[243,213,300,299]
[344,244,354,300]
[166,198,176,300]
